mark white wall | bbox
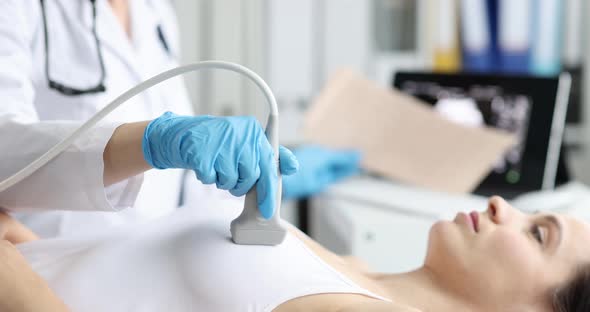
[173,0,268,120]
[321,0,373,84]
[172,0,203,113]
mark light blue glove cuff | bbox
[143,111,178,169]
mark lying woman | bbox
[1,195,589,311]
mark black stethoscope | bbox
[39,0,170,96]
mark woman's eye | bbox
[531,225,545,244]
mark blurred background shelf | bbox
[173,0,589,157]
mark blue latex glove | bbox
[142,112,299,219]
[282,145,361,200]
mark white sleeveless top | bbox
[16,198,389,312]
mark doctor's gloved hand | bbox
[282,145,361,200]
[142,112,299,219]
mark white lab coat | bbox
[0,0,194,237]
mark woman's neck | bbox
[370,267,476,312]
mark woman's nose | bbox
[487,196,511,224]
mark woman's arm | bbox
[0,212,38,244]
[0,240,69,312]
[0,214,66,310]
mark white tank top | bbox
[17,198,389,312]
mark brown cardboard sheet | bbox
[303,70,517,193]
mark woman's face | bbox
[425,196,590,311]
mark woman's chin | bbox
[425,220,469,265]
[428,220,455,239]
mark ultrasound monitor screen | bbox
[398,81,531,184]
[393,72,563,194]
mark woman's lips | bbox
[469,211,479,233]
[455,212,476,232]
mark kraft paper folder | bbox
[303,70,516,194]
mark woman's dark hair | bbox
[553,265,590,312]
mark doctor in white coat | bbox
[0,0,361,238]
